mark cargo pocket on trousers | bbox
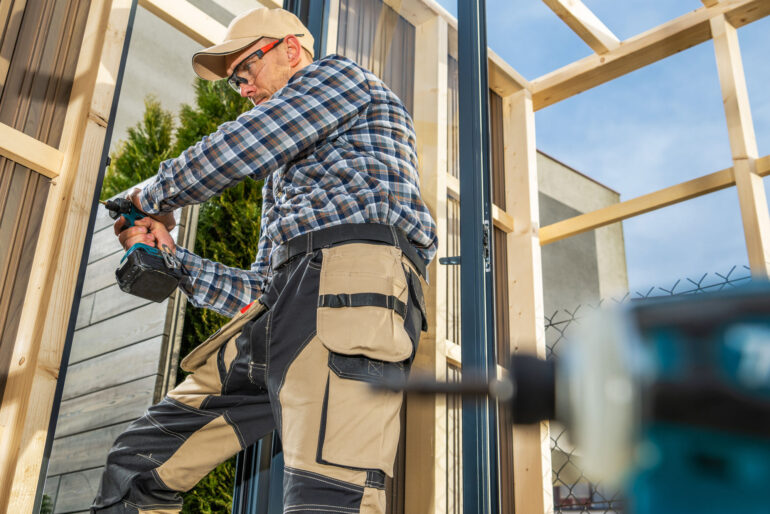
[316,243,413,360]
[314,243,412,476]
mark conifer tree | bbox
[100,79,258,512]
[100,97,174,200]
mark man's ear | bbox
[285,35,303,66]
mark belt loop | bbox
[306,231,313,255]
[389,225,400,250]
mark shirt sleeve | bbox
[137,58,372,214]
[175,246,264,318]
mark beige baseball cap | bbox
[192,8,314,81]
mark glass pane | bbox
[336,0,415,112]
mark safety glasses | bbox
[226,35,303,93]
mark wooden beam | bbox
[531,0,770,110]
[138,0,226,47]
[711,14,757,159]
[757,154,770,176]
[443,340,507,380]
[0,1,132,510]
[539,153,770,245]
[542,0,620,54]
[504,90,553,513]
[539,165,736,245]
[405,14,448,514]
[445,339,462,367]
[711,14,770,276]
[733,158,770,275]
[446,172,460,199]
[383,0,437,27]
[0,123,63,178]
[488,50,529,97]
[324,0,340,56]
[492,204,515,234]
[446,178,514,233]
[703,0,721,6]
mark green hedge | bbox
[101,80,259,512]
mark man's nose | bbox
[239,81,256,97]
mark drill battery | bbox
[116,243,184,302]
[103,197,185,303]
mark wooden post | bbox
[405,14,448,514]
[0,1,133,510]
[710,13,770,276]
[504,89,553,514]
[324,0,340,57]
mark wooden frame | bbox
[535,4,770,275]
[525,1,770,510]
[539,157,770,245]
[0,123,63,179]
[710,13,770,275]
[531,0,770,110]
[0,1,134,510]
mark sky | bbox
[435,0,770,292]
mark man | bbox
[91,7,437,514]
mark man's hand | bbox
[128,188,176,231]
[114,216,176,254]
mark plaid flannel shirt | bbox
[138,55,438,317]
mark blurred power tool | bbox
[101,197,184,302]
[382,282,770,514]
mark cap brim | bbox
[192,37,259,80]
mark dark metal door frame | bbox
[457,0,501,512]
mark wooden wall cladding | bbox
[44,205,183,512]
[0,0,91,398]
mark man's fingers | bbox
[113,216,126,236]
[113,215,171,252]
[121,232,156,250]
[128,188,176,230]
[118,225,149,249]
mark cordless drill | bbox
[381,282,770,514]
[102,197,184,302]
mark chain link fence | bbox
[545,266,752,513]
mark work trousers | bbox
[91,238,427,513]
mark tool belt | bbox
[270,223,428,280]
